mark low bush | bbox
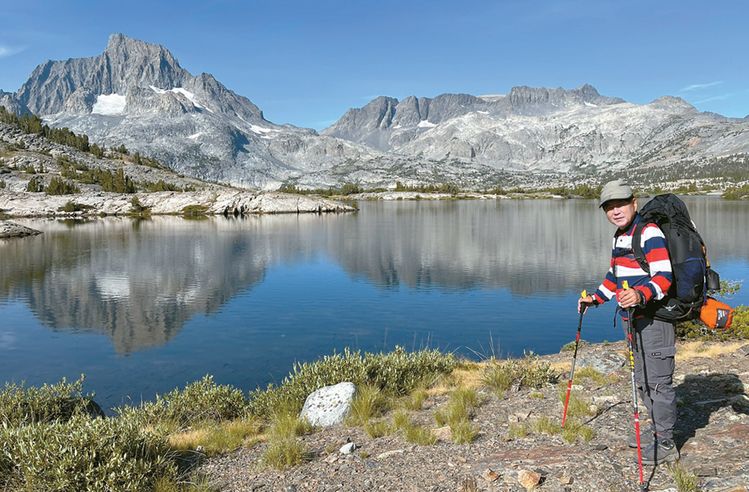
[0,376,99,427]
[247,347,456,419]
[483,354,555,396]
[130,196,152,218]
[0,415,177,491]
[182,204,209,219]
[364,419,393,438]
[46,176,80,195]
[722,184,749,200]
[25,176,43,192]
[676,306,748,340]
[433,387,480,444]
[346,385,389,427]
[168,418,262,456]
[119,376,247,428]
[58,201,94,213]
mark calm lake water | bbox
[1,197,748,410]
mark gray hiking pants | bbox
[632,317,677,440]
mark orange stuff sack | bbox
[700,297,734,329]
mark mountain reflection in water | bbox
[1,198,747,408]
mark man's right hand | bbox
[578,295,595,314]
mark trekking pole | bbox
[623,281,646,490]
[561,290,587,428]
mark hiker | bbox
[578,179,679,465]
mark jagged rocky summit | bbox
[5,33,749,190]
[323,87,749,173]
[8,34,383,190]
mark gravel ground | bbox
[200,340,749,491]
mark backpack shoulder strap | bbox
[632,223,650,274]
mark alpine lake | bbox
[2,196,748,410]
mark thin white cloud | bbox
[694,93,733,104]
[0,44,25,58]
[680,81,723,92]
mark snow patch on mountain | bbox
[91,94,126,115]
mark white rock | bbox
[299,382,356,427]
[339,442,356,454]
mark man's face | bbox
[603,197,637,229]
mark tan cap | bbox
[599,179,633,207]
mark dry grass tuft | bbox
[168,418,262,456]
[676,341,748,361]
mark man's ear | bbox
[632,197,638,212]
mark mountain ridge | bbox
[4,33,749,189]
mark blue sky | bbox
[1,0,747,129]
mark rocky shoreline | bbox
[0,190,354,218]
[201,340,749,491]
[0,220,42,238]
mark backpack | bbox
[632,194,723,323]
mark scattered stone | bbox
[693,465,718,477]
[299,382,356,427]
[432,425,452,442]
[376,449,405,459]
[556,472,573,485]
[283,486,297,492]
[481,468,500,482]
[592,444,608,451]
[577,352,625,374]
[508,410,532,423]
[592,395,620,405]
[324,454,338,464]
[339,442,356,454]
[517,469,542,490]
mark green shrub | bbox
[46,176,80,195]
[403,388,428,410]
[364,419,393,438]
[676,305,749,340]
[129,196,152,218]
[143,179,182,192]
[451,420,478,444]
[26,176,43,192]
[669,462,700,492]
[119,376,247,428]
[483,354,555,396]
[58,201,94,213]
[182,204,209,219]
[403,423,437,445]
[261,437,307,470]
[0,376,98,426]
[722,184,749,200]
[0,415,176,491]
[346,385,389,427]
[247,347,456,419]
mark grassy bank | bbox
[2,313,747,491]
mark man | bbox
[578,179,679,465]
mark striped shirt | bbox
[592,213,673,315]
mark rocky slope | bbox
[0,121,353,217]
[324,86,749,174]
[201,340,749,491]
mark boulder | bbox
[299,382,356,427]
[0,221,42,239]
[577,351,625,375]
